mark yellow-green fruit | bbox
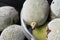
[33,23,48,40]
[21,0,49,26]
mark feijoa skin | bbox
[51,0,60,19]
[0,25,25,40]
[0,6,19,31]
[21,0,49,27]
[47,18,60,40]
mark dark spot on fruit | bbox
[52,1,54,4]
[46,27,51,38]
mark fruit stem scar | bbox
[30,22,36,29]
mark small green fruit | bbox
[0,6,19,31]
[0,25,25,40]
[47,18,60,40]
[21,0,49,28]
[33,22,48,40]
[51,0,60,19]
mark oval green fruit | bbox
[0,6,19,31]
[0,25,25,40]
[47,18,60,40]
[21,0,49,27]
[51,0,60,19]
[33,22,48,40]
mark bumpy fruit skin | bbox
[0,6,19,31]
[0,25,25,40]
[51,0,60,19]
[33,22,48,40]
[47,18,60,40]
[0,36,4,40]
[21,0,49,26]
